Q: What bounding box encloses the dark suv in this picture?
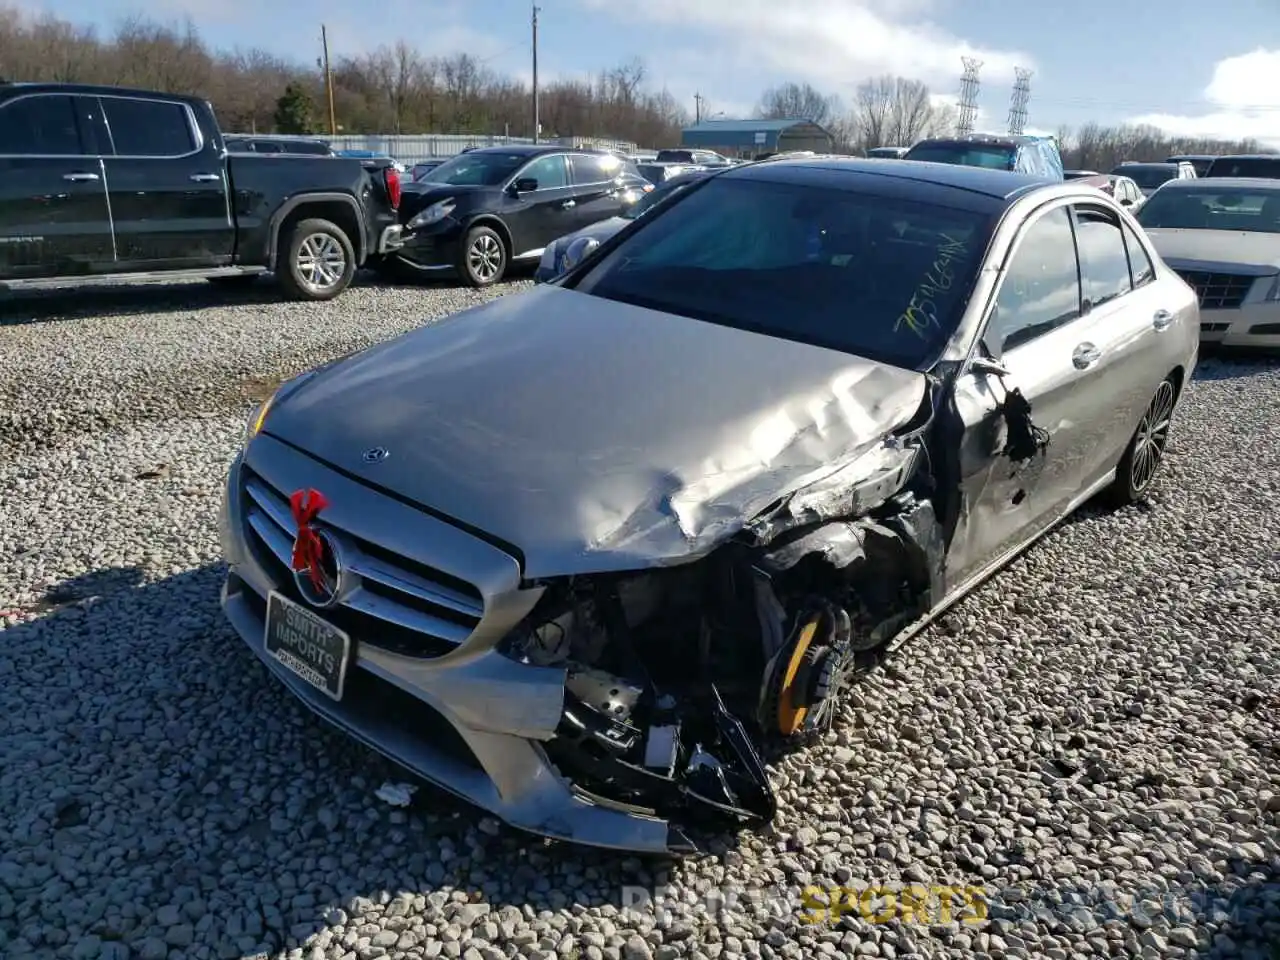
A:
[224,135,335,156]
[388,145,653,286]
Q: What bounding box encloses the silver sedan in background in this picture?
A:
[1137,177,1280,348]
[219,158,1198,853]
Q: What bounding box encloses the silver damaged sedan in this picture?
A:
[219,158,1199,853]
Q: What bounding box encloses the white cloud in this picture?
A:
[1129,49,1280,146]
[575,0,1031,108]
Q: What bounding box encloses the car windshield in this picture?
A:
[905,143,1014,170]
[421,152,528,186]
[1137,188,1280,233]
[571,177,992,370]
[1117,165,1178,190]
[1206,157,1280,178]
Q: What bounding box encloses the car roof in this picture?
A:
[719,155,1052,208]
[1211,154,1279,161]
[0,82,208,106]
[1157,176,1280,191]
[465,144,610,157]
[1115,162,1177,170]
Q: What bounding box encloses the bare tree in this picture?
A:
[757,82,837,127]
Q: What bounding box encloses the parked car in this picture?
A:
[224,135,335,156]
[655,148,734,168]
[409,159,447,181]
[0,83,402,300]
[636,161,705,184]
[903,133,1064,179]
[866,146,909,159]
[1165,154,1217,177]
[1110,174,1146,210]
[1110,161,1196,195]
[384,146,651,286]
[220,156,1197,853]
[1204,155,1280,179]
[1137,177,1280,347]
[337,149,407,174]
[1064,169,1101,180]
[534,169,711,282]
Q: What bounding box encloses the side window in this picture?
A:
[1073,206,1133,308]
[254,140,283,154]
[569,153,619,185]
[0,94,83,155]
[101,97,197,157]
[1121,220,1156,289]
[990,207,1081,353]
[518,154,568,190]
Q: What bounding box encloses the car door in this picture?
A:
[1068,204,1171,474]
[0,92,114,279]
[502,153,577,256]
[566,153,629,232]
[944,204,1104,588]
[95,94,235,268]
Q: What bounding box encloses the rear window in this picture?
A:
[283,140,332,155]
[1206,157,1280,179]
[571,177,992,370]
[904,142,1015,170]
[1137,187,1280,233]
[656,150,694,163]
[1114,165,1179,190]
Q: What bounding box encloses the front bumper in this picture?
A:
[218,435,679,852]
[1198,305,1280,348]
[391,219,464,275]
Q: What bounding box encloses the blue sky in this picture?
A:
[12,0,1280,143]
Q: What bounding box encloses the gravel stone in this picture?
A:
[0,281,1277,960]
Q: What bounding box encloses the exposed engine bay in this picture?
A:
[499,471,946,848]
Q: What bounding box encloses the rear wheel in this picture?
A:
[457,225,507,287]
[1104,378,1176,506]
[276,218,356,301]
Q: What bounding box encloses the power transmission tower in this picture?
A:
[956,57,983,136]
[531,3,540,143]
[1007,67,1033,135]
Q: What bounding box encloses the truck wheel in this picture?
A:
[457,225,507,288]
[277,218,356,301]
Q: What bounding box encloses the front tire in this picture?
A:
[1104,378,1177,507]
[457,225,507,288]
[277,218,356,301]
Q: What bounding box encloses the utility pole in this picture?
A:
[321,24,337,136]
[694,92,703,124]
[531,3,541,143]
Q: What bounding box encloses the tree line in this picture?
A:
[0,4,1270,164]
[756,79,1272,169]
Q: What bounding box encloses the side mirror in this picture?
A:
[971,355,1011,378]
[561,236,601,273]
[512,177,539,194]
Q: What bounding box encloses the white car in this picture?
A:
[1137,177,1280,347]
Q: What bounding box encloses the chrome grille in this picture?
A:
[241,466,484,656]
[1174,270,1255,310]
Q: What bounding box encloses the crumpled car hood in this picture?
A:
[263,284,928,578]
[1146,228,1280,273]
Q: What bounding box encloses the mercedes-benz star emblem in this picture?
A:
[363,447,390,463]
[292,529,346,609]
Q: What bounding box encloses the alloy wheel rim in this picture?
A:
[1130,381,1175,492]
[468,235,503,282]
[296,234,346,291]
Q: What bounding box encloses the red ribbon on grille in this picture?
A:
[289,488,331,592]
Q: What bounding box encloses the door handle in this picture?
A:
[1152,309,1174,331]
[62,172,100,182]
[189,173,222,182]
[1072,342,1102,369]
[560,199,576,209]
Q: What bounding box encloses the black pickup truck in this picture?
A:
[0,82,403,301]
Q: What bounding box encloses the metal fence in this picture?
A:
[227,132,640,162]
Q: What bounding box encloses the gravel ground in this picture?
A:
[0,276,1277,960]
